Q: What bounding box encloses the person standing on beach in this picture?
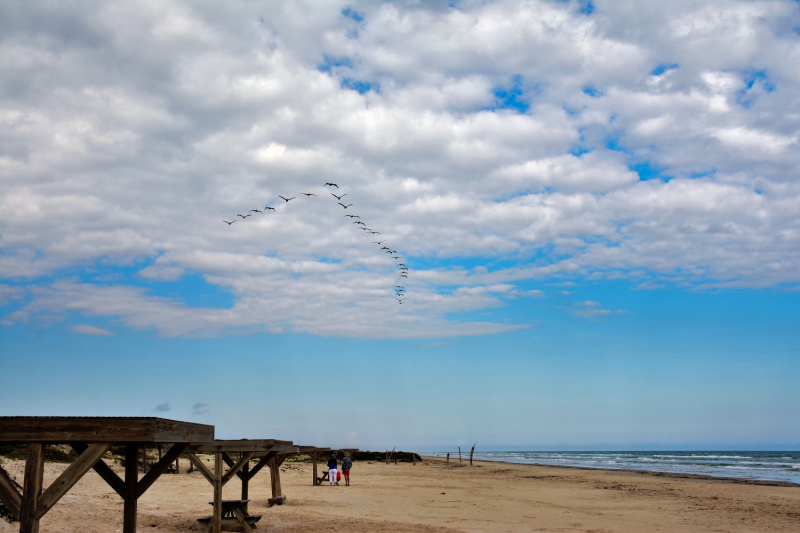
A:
[342,452,353,486]
[328,452,338,486]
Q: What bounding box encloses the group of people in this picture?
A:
[327,451,353,486]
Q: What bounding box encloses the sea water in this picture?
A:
[423,451,800,484]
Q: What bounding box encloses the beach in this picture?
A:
[1,455,798,532]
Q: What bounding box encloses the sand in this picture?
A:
[1,456,797,532]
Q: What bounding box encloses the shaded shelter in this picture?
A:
[0,416,213,533]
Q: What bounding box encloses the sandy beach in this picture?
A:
[1,456,797,533]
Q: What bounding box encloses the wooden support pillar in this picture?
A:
[212,452,222,533]
[19,442,45,533]
[312,451,318,486]
[123,444,138,533]
[268,456,283,504]
[241,461,249,512]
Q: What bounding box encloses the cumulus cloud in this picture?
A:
[192,402,209,415]
[1,0,799,338]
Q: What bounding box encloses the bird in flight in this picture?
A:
[397,263,406,267]
[391,256,400,259]
[251,209,262,213]
[374,240,385,244]
[381,247,390,250]
[237,214,251,219]
[338,203,353,209]
[354,221,366,226]
[331,193,346,200]
[265,206,275,211]
[360,227,371,231]
[279,196,295,202]
[345,215,360,218]
[369,231,380,234]
[223,220,236,225]
[325,182,338,188]
[395,285,404,288]
[301,193,317,196]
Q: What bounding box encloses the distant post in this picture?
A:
[446,452,450,464]
[458,447,461,464]
[470,442,476,466]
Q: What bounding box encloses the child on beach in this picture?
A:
[342,452,353,486]
[328,452,338,486]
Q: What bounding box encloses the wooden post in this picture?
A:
[312,451,318,486]
[269,456,282,503]
[412,452,416,465]
[158,445,163,461]
[212,453,222,533]
[123,444,138,533]
[241,460,249,511]
[175,455,179,474]
[19,442,45,533]
[458,447,461,463]
[446,452,450,464]
[470,442,476,466]
[385,450,389,464]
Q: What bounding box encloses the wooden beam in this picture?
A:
[0,464,21,520]
[269,456,282,501]
[245,451,277,481]
[185,453,215,485]
[184,439,295,453]
[136,443,188,498]
[123,444,138,533]
[36,442,113,519]
[0,417,213,442]
[221,452,256,487]
[241,461,249,510]
[312,451,318,486]
[212,453,222,533]
[232,506,254,533]
[19,442,45,533]
[71,443,124,498]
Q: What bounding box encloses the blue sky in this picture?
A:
[1,0,799,450]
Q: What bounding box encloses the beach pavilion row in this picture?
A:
[0,416,329,533]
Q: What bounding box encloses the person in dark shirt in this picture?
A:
[342,452,353,486]
[327,452,338,486]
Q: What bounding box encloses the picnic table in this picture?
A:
[309,448,359,486]
[0,416,214,533]
[197,499,261,532]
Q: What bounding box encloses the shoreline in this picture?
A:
[420,455,800,488]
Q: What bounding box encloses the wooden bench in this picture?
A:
[197,514,261,532]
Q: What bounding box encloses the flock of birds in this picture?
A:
[223,183,408,304]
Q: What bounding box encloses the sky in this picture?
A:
[1,0,798,451]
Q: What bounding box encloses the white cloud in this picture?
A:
[70,324,115,336]
[1,0,799,338]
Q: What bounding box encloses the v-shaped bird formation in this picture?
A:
[223,182,408,303]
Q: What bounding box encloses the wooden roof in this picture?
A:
[183,439,296,453]
[0,417,214,443]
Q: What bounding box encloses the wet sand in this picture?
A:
[1,456,797,532]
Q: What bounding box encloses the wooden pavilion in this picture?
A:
[181,439,296,533]
[0,416,213,533]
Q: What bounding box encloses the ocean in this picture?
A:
[422,451,800,484]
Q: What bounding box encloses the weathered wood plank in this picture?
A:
[212,453,222,533]
[0,464,21,520]
[136,443,188,498]
[184,439,295,453]
[0,417,213,442]
[19,443,45,533]
[221,452,256,487]
[71,443,124,497]
[37,442,113,519]
[123,444,138,533]
[185,453,215,485]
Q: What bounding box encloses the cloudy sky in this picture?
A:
[1,0,798,449]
